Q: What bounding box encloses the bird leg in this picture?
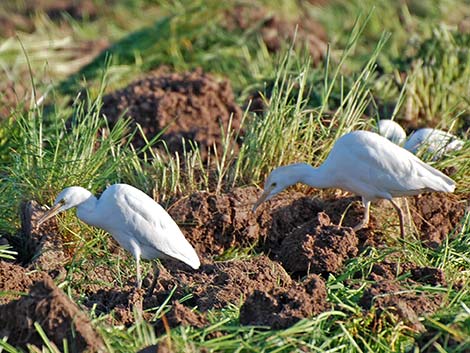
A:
[146,261,160,298]
[353,198,370,231]
[136,256,142,289]
[389,199,405,238]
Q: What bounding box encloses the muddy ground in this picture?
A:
[0,185,465,350]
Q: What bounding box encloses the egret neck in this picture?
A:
[295,163,333,189]
[75,194,100,227]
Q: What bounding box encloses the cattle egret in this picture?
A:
[377,119,407,145]
[253,130,455,238]
[36,184,200,290]
[404,128,464,159]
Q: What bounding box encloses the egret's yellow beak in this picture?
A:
[252,186,274,211]
[36,203,62,228]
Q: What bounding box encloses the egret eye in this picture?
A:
[271,182,277,188]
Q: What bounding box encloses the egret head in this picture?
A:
[36,186,92,227]
[253,164,304,211]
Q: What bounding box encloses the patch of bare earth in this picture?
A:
[0,274,104,352]
[409,193,466,248]
[360,261,447,333]
[170,187,362,277]
[239,274,329,329]
[101,68,243,162]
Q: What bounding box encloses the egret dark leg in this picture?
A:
[389,199,405,238]
[136,256,142,289]
[146,261,160,298]
[353,198,370,231]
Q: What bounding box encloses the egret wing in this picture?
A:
[331,131,455,198]
[116,185,200,268]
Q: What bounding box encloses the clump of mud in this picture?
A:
[19,200,69,275]
[275,213,358,275]
[0,274,105,352]
[0,261,42,304]
[410,193,466,248]
[168,187,262,257]
[360,261,447,332]
[170,187,361,277]
[101,68,243,161]
[239,274,329,329]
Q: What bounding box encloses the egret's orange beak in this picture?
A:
[36,203,62,228]
[252,185,274,211]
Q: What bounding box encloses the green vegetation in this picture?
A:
[0,0,469,352]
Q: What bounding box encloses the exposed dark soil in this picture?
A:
[3,186,465,341]
[20,200,69,274]
[275,213,358,276]
[101,68,243,162]
[239,274,329,329]
[410,193,466,248]
[360,260,447,333]
[0,274,105,352]
[0,260,43,304]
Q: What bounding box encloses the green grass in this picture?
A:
[1,0,470,352]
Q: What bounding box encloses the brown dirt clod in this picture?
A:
[169,186,262,258]
[275,213,358,275]
[0,260,42,304]
[20,200,68,276]
[166,301,208,329]
[410,193,466,248]
[239,274,329,329]
[360,261,446,333]
[0,274,105,352]
[101,68,243,162]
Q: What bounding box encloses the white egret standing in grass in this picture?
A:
[377,119,407,145]
[404,128,464,159]
[253,130,456,238]
[37,184,200,291]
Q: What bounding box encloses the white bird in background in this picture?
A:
[253,130,456,238]
[404,128,465,159]
[37,184,200,291]
[377,119,407,145]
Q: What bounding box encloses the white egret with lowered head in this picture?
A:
[377,119,407,145]
[404,128,464,159]
[37,183,200,290]
[253,130,456,238]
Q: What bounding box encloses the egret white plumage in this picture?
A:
[36,184,200,290]
[253,130,456,238]
[377,119,407,145]
[404,128,464,159]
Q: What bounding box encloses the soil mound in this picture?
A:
[0,260,42,304]
[239,274,329,329]
[410,193,466,247]
[20,200,68,275]
[0,274,105,352]
[101,68,243,161]
[168,187,262,257]
[360,261,447,332]
[171,188,361,276]
[155,255,292,312]
[275,213,358,276]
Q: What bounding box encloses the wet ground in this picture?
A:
[0,185,466,350]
